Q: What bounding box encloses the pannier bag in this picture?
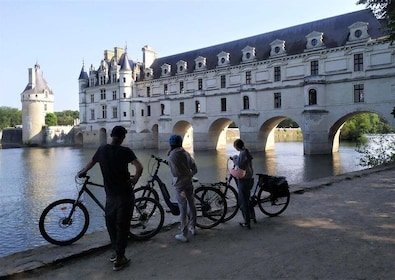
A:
[258,174,289,197]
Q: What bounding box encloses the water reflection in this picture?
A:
[0,143,362,257]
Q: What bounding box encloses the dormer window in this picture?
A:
[144,68,153,80]
[305,31,325,50]
[241,46,256,62]
[348,22,370,43]
[194,56,207,71]
[270,39,286,57]
[161,63,171,77]
[217,51,230,67]
[176,60,187,74]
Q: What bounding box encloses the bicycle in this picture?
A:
[249,173,291,219]
[197,158,239,222]
[39,175,165,246]
[134,155,227,229]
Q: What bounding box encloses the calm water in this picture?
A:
[0,142,362,258]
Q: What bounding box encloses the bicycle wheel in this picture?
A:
[134,185,160,201]
[129,197,165,241]
[216,183,238,222]
[194,186,227,229]
[39,199,89,246]
[257,188,290,217]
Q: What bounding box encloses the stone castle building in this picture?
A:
[77,9,395,154]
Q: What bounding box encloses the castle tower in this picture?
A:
[21,63,54,144]
[78,63,89,124]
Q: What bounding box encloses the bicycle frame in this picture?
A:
[75,177,106,211]
[145,161,180,215]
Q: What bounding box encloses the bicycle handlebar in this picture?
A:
[151,154,169,165]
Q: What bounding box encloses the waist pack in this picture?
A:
[258,174,289,197]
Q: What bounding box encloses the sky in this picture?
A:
[0,0,365,111]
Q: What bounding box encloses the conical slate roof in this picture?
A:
[23,63,53,94]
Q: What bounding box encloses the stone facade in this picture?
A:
[77,10,395,154]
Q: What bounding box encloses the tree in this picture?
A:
[357,0,395,42]
[45,113,57,126]
[340,113,394,142]
[55,110,79,126]
[0,107,22,129]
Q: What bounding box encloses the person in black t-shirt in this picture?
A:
[78,126,143,271]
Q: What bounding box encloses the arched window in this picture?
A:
[243,96,249,109]
[309,89,317,105]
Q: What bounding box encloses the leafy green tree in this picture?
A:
[356,134,395,167]
[340,113,394,141]
[45,113,58,126]
[357,0,395,42]
[278,118,299,128]
[55,110,79,126]
[0,107,22,129]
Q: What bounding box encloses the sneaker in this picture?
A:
[189,226,196,236]
[109,253,117,263]
[113,256,130,271]
[175,234,188,242]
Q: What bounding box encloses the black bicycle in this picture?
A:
[134,155,227,229]
[249,174,291,219]
[198,158,239,222]
[39,175,165,246]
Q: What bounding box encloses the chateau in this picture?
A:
[77,9,395,154]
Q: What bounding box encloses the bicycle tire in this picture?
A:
[194,186,227,229]
[215,183,238,222]
[134,185,160,202]
[257,188,290,217]
[39,199,89,246]
[129,196,165,241]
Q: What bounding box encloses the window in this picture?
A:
[308,89,317,105]
[221,75,226,88]
[274,67,281,82]
[112,73,117,83]
[180,81,184,93]
[101,105,107,119]
[147,105,151,116]
[198,78,203,90]
[274,92,281,108]
[124,111,127,117]
[354,53,363,71]
[243,96,249,109]
[123,77,126,83]
[147,86,151,97]
[161,104,165,115]
[180,102,184,115]
[354,84,364,102]
[123,92,126,98]
[90,109,95,120]
[141,109,144,116]
[112,107,117,118]
[112,90,117,100]
[90,94,94,103]
[195,101,200,113]
[311,60,319,76]
[44,104,47,111]
[246,71,251,84]
[221,98,227,112]
[164,84,168,94]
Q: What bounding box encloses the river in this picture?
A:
[0,142,362,258]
